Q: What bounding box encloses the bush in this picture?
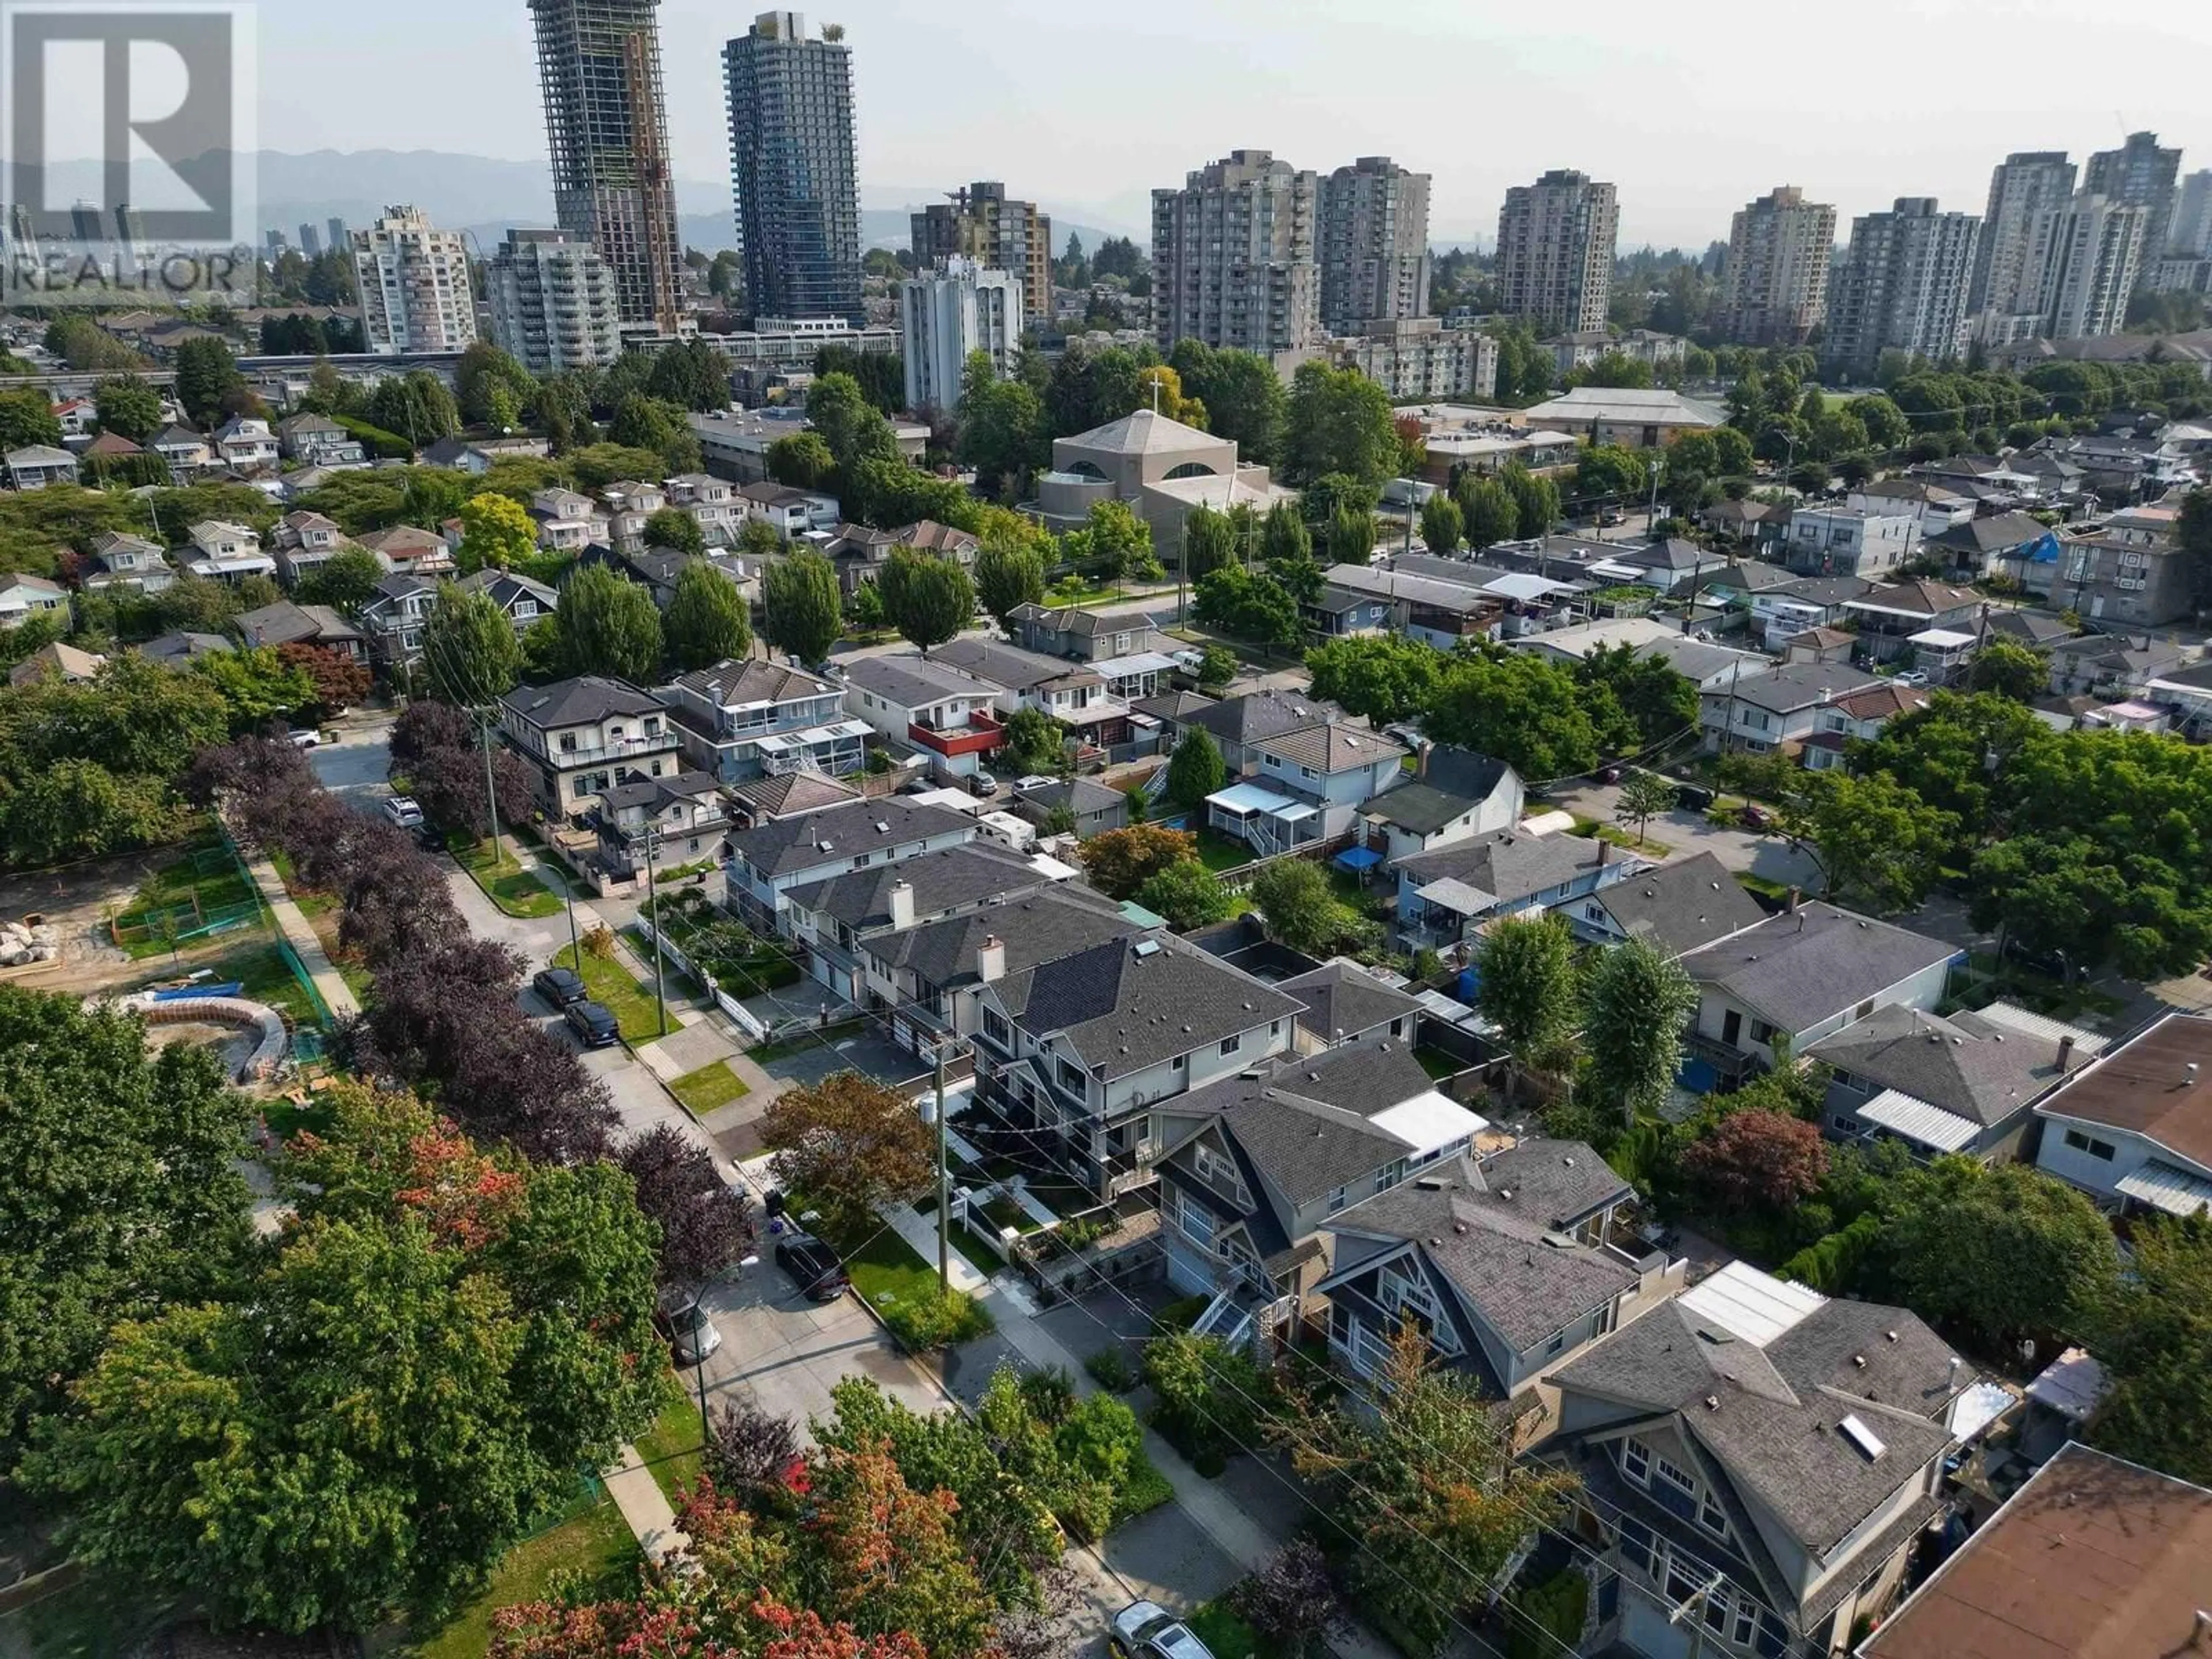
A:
[332,414,415,460]
[880,1285,994,1353]
[1158,1293,1212,1331]
[1504,1569,1589,1659]
[1084,1346,1141,1393]
[582,923,617,959]
[1143,1331,1268,1476]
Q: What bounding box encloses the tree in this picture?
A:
[2086,1214,2212,1485]
[1573,443,1653,502]
[1195,644,1237,694]
[2181,488,2212,619]
[643,506,705,555]
[1500,464,1560,539]
[1260,499,1312,566]
[764,547,846,665]
[1575,643,1698,749]
[365,371,461,444]
[1455,475,1520,551]
[1134,860,1234,930]
[759,1073,934,1243]
[92,375,164,443]
[1171,344,1287,467]
[1684,1110,1829,1210]
[997,705,1063,773]
[553,563,665,683]
[1305,635,1444,729]
[1181,501,1236,581]
[296,544,386,609]
[1418,493,1463,555]
[1062,499,1158,583]
[1616,770,1679,847]
[173,336,243,427]
[1787,769,1958,913]
[1425,649,1603,779]
[646,337,734,412]
[1234,1541,1344,1659]
[1164,728,1228,813]
[609,394,701,474]
[279,642,372,716]
[194,644,316,731]
[807,372,902,482]
[1192,565,1302,646]
[1475,914,1581,1077]
[973,536,1047,631]
[955,353,1046,495]
[454,342,536,429]
[662,559,753,670]
[1581,937,1700,1126]
[0,388,63,452]
[1283,359,1399,485]
[1077,824,1197,900]
[1886,1159,2121,1349]
[879,550,975,654]
[419,584,523,707]
[1250,859,1366,957]
[768,429,838,491]
[619,1124,751,1289]
[1965,636,2048,701]
[456,491,537,575]
[0,990,253,1472]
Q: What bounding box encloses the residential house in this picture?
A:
[969,929,1308,1198]
[1393,828,1634,950]
[2147,657,2212,740]
[1679,901,1957,1082]
[1808,1000,2107,1162]
[1232,721,1410,844]
[2033,1012,2212,1218]
[593,771,731,884]
[1154,1039,1491,1325]
[601,481,669,550]
[355,574,439,672]
[720,797,979,930]
[1840,578,1986,665]
[453,568,557,634]
[272,512,353,588]
[1279,959,1426,1053]
[358,524,456,581]
[274,413,365,468]
[497,675,680,821]
[933,637,1137,749]
[2047,502,2197,627]
[1696,500,1789,546]
[184,521,276,583]
[665,474,743,546]
[1610,536,1732,593]
[661,658,863,783]
[210,416,280,471]
[1798,682,1933,770]
[1980,607,2077,651]
[1313,562,1502,647]
[1517,616,1770,694]
[79,531,175,594]
[586,542,760,612]
[1700,559,1804,620]
[737,480,839,541]
[1781,503,1917,578]
[150,425,210,476]
[1782,625,1857,665]
[782,841,1072,1003]
[1303,583,1402,640]
[823,523,906,596]
[233,600,366,662]
[1012,775,1128,835]
[9,641,106,687]
[1180,688,1345,776]
[528,488,609,554]
[1845,478,1977,538]
[1552,1261,1972,1659]
[1361,748,1527,865]
[1009,604,1162,662]
[2046,633,2191,699]
[728,767,865,828]
[419,434,552,472]
[840,654,1005,786]
[50,399,93,438]
[1699,660,1882,755]
[5,445,79,490]
[1316,1139,1681,1404]
[82,432,147,472]
[1566,852,1767,956]
[1516,386,1727,446]
[139,630,233,668]
[1926,510,2050,581]
[0,574,68,626]
[1857,1442,2212,1659]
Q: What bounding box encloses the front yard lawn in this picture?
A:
[631,1374,708,1507]
[821,1214,993,1351]
[409,1495,636,1659]
[554,944,675,1041]
[1187,1599,1260,1659]
[668,1058,750,1113]
[453,834,565,919]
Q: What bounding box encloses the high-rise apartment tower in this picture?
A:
[1715,187,1835,346]
[1970,151,2078,343]
[487,229,627,373]
[1823,198,1980,378]
[2085,132,2181,267]
[724,10,862,324]
[351,206,479,354]
[1151,149,1321,354]
[1317,156,1431,334]
[1495,169,1618,334]
[911,183,1052,332]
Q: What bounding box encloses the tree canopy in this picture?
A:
[879,550,975,654]
[1283,360,1400,486]
[764,547,846,665]
[1306,635,1443,730]
[662,560,753,670]
[550,563,664,683]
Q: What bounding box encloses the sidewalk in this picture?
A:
[601,1441,688,1566]
[240,853,360,1018]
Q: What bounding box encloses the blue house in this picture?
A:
[1393,828,1635,950]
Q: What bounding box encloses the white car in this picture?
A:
[1169,649,1207,676]
[1108,1601,1214,1659]
[382,796,424,830]
[287,729,325,749]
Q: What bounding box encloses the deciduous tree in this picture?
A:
[1616,769,1677,846]
[1454,475,1520,551]
[1964,636,2046,701]
[1250,859,1369,957]
[974,536,1047,631]
[420,584,523,706]
[92,375,164,443]
[1283,360,1399,486]
[1425,648,1603,780]
[456,491,537,574]
[879,549,975,655]
[552,563,665,683]
[1885,1158,2120,1349]
[1683,1109,1828,1210]
[768,430,838,491]
[1305,635,1444,729]
[1418,493,1463,555]
[1475,913,1581,1075]
[1180,501,1235,582]
[764,547,847,665]
[2086,1213,2212,1485]
[1077,824,1197,900]
[1134,859,1233,930]
[759,1073,934,1243]
[1787,769,1958,914]
[644,506,704,554]
[1581,936,1700,1126]
[296,544,386,609]
[619,1124,751,1289]
[662,559,753,670]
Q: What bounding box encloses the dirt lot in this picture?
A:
[0,844,243,998]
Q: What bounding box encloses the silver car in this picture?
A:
[1108,1601,1215,1659]
[658,1297,721,1366]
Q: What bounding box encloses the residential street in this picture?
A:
[1543,775,1825,889]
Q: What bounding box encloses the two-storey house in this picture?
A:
[720,797,978,931]
[1846,478,1976,540]
[737,480,839,541]
[2033,1012,2212,1219]
[529,488,610,553]
[1551,1261,1971,1659]
[184,520,276,583]
[971,931,1307,1199]
[358,524,456,582]
[211,415,281,471]
[1752,574,1876,651]
[1782,503,1917,578]
[497,675,680,821]
[0,574,68,626]
[1361,749,1527,865]
[233,600,367,663]
[1207,722,1410,853]
[150,424,210,476]
[5,445,81,491]
[1008,604,1163,662]
[453,568,558,634]
[661,658,863,783]
[1393,828,1635,951]
[1678,902,1956,1086]
[272,512,353,588]
[1279,960,1426,1054]
[841,654,1006,786]
[275,413,363,467]
[2047,501,2197,628]
[602,480,669,550]
[1311,563,1501,648]
[1566,853,1767,956]
[1180,689,1347,777]
[665,474,743,546]
[355,574,439,672]
[80,531,175,594]
[593,771,730,884]
[933,638,1137,749]
[1798,683,1933,771]
[1839,578,1986,666]
[1698,660,1881,756]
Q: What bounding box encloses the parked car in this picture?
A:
[1895,669,1931,688]
[287,729,325,749]
[657,1295,721,1366]
[382,795,423,830]
[775,1232,850,1302]
[1675,784,1714,813]
[414,821,448,853]
[1108,1601,1215,1659]
[1738,802,1778,830]
[532,965,588,1008]
[967,771,999,798]
[564,998,619,1049]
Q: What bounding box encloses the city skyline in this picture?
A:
[243,0,2212,251]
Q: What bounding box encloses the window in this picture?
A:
[1749,1018,1776,1045]
[1219,1035,1239,1056]
[1057,1060,1086,1093]
[1328,1185,1349,1213]
[2063,1127,2117,1161]
[1699,1489,1728,1537]
[1545,1330,1566,1357]
[1618,1517,1655,1574]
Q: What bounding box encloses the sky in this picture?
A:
[253,0,2212,249]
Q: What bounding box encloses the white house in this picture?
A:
[184,520,276,582]
[0,573,69,625]
[665,474,743,546]
[5,445,80,490]
[1781,503,1918,579]
[737,480,839,541]
[2034,1013,2212,1218]
[841,653,1007,785]
[211,416,281,471]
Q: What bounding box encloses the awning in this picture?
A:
[1858,1088,1981,1153]
[1484,572,1575,603]
[2026,1346,2107,1421]
[1414,876,1497,915]
[2116,1160,2212,1217]
[1207,782,1301,816]
[1092,651,1176,678]
[1908,627,1978,649]
[1946,1380,2018,1443]
[1370,1090,1489,1156]
[1588,559,1645,581]
[1334,845,1385,871]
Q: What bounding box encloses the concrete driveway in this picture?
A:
[1544,777,1825,891]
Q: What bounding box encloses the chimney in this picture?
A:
[1785,885,1801,913]
[976,934,1007,984]
[1596,835,1609,866]
[2057,1033,2076,1074]
[888,880,915,930]
[1417,742,1431,780]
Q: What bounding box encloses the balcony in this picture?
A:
[547,728,683,767]
[907,707,1005,759]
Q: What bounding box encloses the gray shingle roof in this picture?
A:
[600,770,724,812]
[499,675,665,730]
[1014,776,1124,816]
[864,885,1139,991]
[1133,690,1219,724]
[1720,660,1882,715]
[784,843,1053,930]
[1279,960,1425,1044]
[1253,721,1408,775]
[933,637,1103,694]
[672,658,835,708]
[728,770,862,820]
[841,653,998,710]
[1363,748,1516,835]
[1593,854,1767,956]
[1393,828,1611,909]
[1184,688,1341,748]
[1806,1002,2084,1128]
[722,798,975,879]
[1680,903,1957,1036]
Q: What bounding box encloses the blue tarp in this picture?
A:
[2026,530,2062,565]
[152,983,242,1001]
[1334,845,1385,872]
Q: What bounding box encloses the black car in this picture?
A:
[533,965,588,1007]
[1675,783,1715,813]
[775,1232,850,1302]
[564,999,620,1048]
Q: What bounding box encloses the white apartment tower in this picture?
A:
[351,206,478,354]
[2036,194,2147,340]
[1317,157,1431,334]
[1823,198,1980,379]
[1970,151,2078,344]
[900,257,1022,413]
[1715,185,1835,346]
[1495,169,1618,335]
[1152,150,1321,354]
[487,229,626,373]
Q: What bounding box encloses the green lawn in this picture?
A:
[113,838,263,957]
[453,834,565,919]
[822,1213,994,1350]
[138,940,319,1029]
[631,1374,709,1508]
[1187,1599,1260,1659]
[0,1571,183,1659]
[1413,1046,1464,1082]
[668,1058,750,1113]
[1193,830,1255,873]
[554,944,675,1042]
[408,1498,637,1659]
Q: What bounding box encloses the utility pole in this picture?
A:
[934,1044,951,1289]
[643,816,668,1037]
[479,715,506,871]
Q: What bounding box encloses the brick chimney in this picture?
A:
[976,934,1006,984]
[2057,1033,2077,1073]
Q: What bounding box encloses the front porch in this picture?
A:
[1205,782,1322,859]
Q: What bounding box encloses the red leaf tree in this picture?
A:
[1683,1108,1830,1210]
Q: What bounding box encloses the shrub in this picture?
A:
[881,1285,993,1353]
[1143,1331,1268,1475]
[582,923,616,959]
[1084,1346,1141,1393]
[1504,1569,1589,1659]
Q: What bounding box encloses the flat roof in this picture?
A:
[1207,782,1301,815]
[1368,1091,1489,1157]
[1859,1088,1982,1153]
[1677,1259,1827,1348]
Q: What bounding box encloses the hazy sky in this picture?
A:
[256,0,2212,247]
